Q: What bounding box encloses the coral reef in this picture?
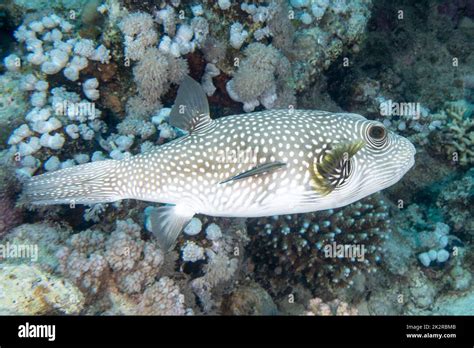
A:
[56,228,109,301]
[429,100,474,166]
[226,42,295,112]
[105,276,193,315]
[132,47,188,105]
[118,11,158,61]
[0,263,84,315]
[104,219,164,294]
[56,219,163,301]
[0,72,29,147]
[185,218,248,313]
[304,297,358,316]
[331,0,474,114]
[0,0,472,317]
[221,281,278,315]
[2,222,70,271]
[3,13,112,178]
[0,158,23,237]
[247,194,390,295]
[135,277,191,315]
[436,169,474,238]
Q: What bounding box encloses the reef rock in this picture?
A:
[0,263,84,314]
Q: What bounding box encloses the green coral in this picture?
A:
[430,100,474,166]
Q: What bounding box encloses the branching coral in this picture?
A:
[247,194,390,294]
[430,101,474,166]
[170,217,248,314]
[56,219,164,301]
[136,277,191,315]
[56,228,109,301]
[104,219,164,294]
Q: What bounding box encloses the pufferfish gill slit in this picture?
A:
[22,76,416,251]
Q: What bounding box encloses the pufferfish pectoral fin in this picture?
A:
[310,141,365,196]
[148,204,195,252]
[219,161,287,184]
[170,75,213,133]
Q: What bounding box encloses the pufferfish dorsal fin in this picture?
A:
[170,75,213,133]
[220,161,286,184]
[310,141,365,196]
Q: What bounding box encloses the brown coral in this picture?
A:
[304,297,358,316]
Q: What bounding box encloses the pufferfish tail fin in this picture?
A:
[21,160,124,205]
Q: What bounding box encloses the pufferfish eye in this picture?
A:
[368,125,386,140]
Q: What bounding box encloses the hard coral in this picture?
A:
[304,297,358,316]
[431,101,474,166]
[56,228,109,302]
[57,219,164,301]
[0,161,23,237]
[247,194,390,294]
[104,219,164,294]
[0,263,84,315]
[436,169,474,237]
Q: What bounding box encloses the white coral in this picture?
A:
[119,12,158,61]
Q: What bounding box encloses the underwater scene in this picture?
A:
[0,0,472,318]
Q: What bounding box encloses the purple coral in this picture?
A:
[136,277,191,315]
[104,219,164,294]
[56,228,109,301]
[57,219,164,300]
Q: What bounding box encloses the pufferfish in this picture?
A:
[23,76,416,250]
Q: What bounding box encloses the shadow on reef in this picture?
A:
[325,0,474,113]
